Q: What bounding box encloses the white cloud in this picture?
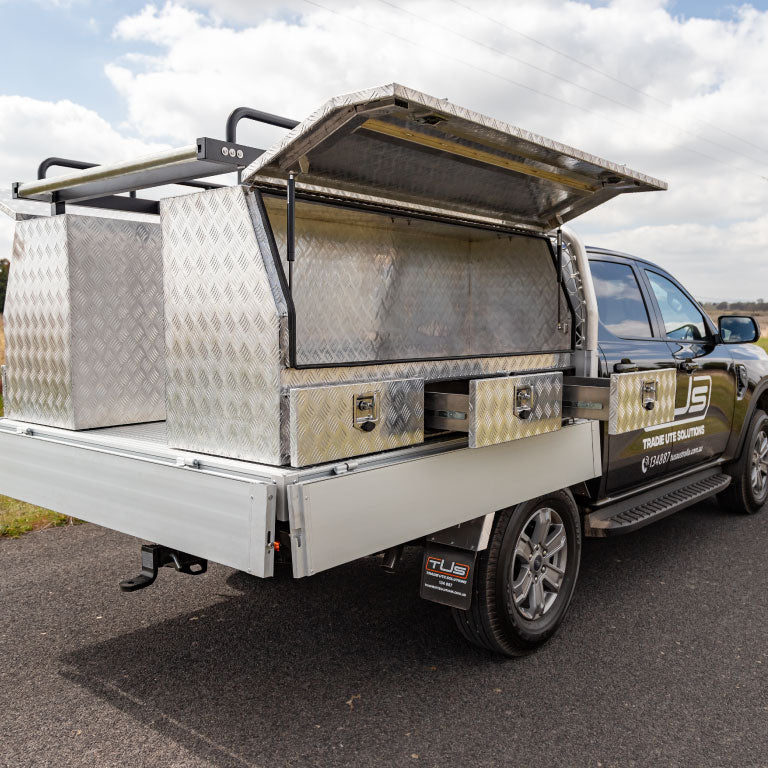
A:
[578,214,768,302]
[98,0,768,297]
[3,0,768,300]
[0,96,168,262]
[113,2,208,44]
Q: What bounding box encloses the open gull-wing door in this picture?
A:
[243,83,666,230]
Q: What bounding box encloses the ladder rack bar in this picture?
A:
[17,145,199,198]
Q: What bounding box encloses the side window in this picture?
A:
[590,260,653,339]
[645,271,708,341]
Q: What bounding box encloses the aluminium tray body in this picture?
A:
[162,186,574,467]
[161,84,667,467]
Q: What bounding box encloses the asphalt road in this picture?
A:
[1,501,768,768]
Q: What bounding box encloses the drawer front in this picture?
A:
[289,378,424,467]
[469,371,562,448]
[608,368,676,434]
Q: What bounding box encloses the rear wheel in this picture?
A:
[452,490,581,656]
[719,409,768,515]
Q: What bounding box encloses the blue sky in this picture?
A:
[672,0,768,15]
[0,1,150,127]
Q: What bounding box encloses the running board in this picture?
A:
[584,469,731,537]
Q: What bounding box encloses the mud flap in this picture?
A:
[419,544,477,610]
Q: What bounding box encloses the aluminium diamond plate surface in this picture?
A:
[162,186,287,464]
[608,368,677,434]
[244,83,666,231]
[4,213,164,429]
[162,185,576,466]
[4,216,74,427]
[263,196,570,366]
[288,378,424,467]
[0,193,159,224]
[469,372,562,448]
[281,353,572,389]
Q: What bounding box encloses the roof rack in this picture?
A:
[12,107,299,215]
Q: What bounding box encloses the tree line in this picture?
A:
[703,300,768,313]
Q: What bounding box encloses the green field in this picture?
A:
[0,393,79,538]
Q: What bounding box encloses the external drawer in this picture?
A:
[425,371,563,448]
[288,378,424,467]
[563,368,676,434]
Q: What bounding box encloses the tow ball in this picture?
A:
[119,544,208,592]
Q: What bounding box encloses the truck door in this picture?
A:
[589,257,678,493]
[641,268,735,473]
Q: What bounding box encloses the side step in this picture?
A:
[584,469,731,537]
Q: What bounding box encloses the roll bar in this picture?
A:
[562,226,598,377]
[225,108,299,144]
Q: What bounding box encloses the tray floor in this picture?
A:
[83,421,168,445]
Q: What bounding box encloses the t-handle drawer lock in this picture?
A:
[353,392,379,432]
[514,385,533,420]
[642,380,657,411]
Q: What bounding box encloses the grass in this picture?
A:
[0,381,80,538]
[757,337,768,354]
[0,496,79,538]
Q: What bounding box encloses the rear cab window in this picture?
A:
[589,260,653,339]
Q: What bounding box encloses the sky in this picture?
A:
[1,0,768,300]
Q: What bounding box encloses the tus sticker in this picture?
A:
[420,545,476,610]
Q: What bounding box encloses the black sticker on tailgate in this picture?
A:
[420,544,476,610]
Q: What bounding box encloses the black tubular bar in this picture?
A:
[287,171,296,289]
[37,157,95,179]
[556,228,563,329]
[36,156,224,190]
[224,107,299,144]
[177,179,225,190]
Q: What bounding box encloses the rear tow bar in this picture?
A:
[119,544,208,592]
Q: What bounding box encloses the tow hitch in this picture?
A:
[119,544,208,592]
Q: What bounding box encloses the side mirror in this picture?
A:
[718,315,761,344]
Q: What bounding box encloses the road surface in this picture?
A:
[1,500,767,767]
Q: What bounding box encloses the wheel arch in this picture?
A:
[728,378,768,462]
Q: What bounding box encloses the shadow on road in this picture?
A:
[58,500,766,767]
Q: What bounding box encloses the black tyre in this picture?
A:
[719,409,768,515]
[452,490,581,657]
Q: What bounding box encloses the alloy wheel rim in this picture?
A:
[751,429,768,499]
[509,507,568,621]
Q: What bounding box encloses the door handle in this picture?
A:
[678,359,698,373]
[614,361,639,373]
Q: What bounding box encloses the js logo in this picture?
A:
[674,375,711,421]
[426,556,470,581]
